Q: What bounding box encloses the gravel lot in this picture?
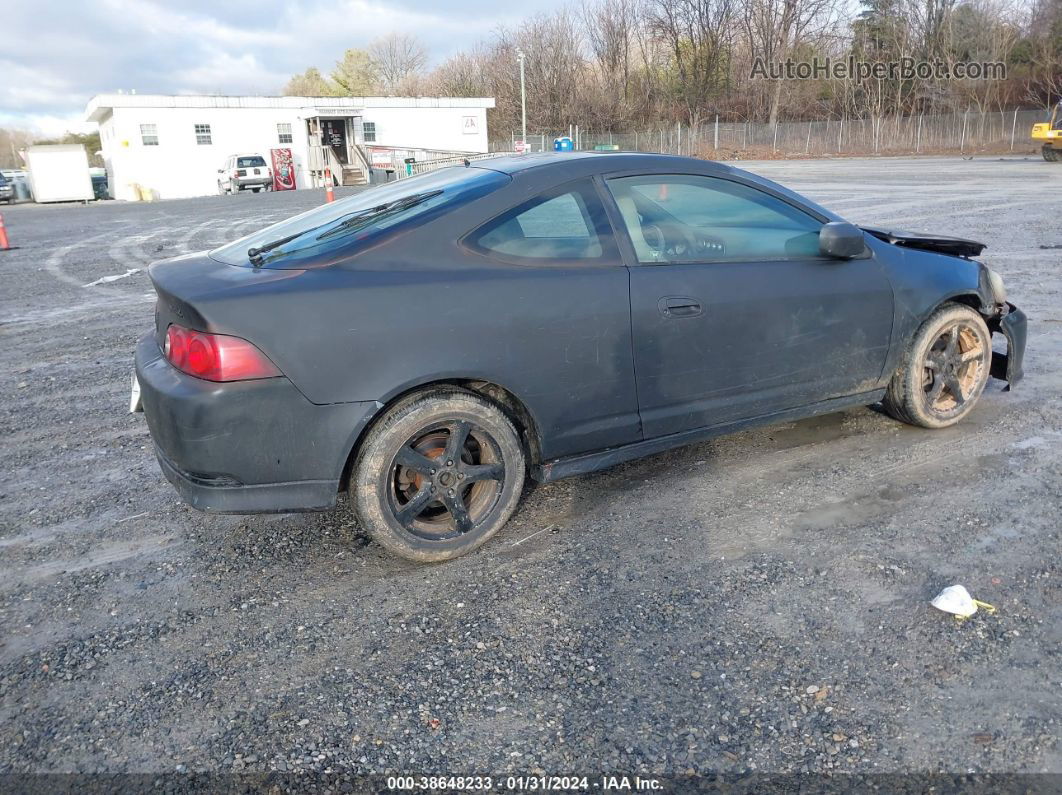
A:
[0,156,1059,780]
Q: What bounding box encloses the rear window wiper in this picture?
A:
[247,190,442,265]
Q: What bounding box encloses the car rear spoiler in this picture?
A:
[860,226,986,258]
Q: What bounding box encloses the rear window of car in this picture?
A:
[466,183,609,262]
[237,157,267,168]
[210,166,510,268]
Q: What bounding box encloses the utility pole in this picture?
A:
[517,48,527,153]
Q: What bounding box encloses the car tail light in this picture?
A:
[164,324,281,382]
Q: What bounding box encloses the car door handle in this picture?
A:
[659,296,702,318]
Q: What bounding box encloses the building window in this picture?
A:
[277,122,293,144]
[194,124,212,145]
[362,121,376,142]
[140,124,159,146]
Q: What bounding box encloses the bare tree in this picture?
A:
[428,50,493,98]
[1021,0,1062,107]
[645,0,736,126]
[276,0,1044,138]
[493,12,588,132]
[582,0,640,124]
[369,34,429,94]
[740,0,843,125]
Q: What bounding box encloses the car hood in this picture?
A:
[860,226,985,258]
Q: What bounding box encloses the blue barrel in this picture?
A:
[553,136,574,152]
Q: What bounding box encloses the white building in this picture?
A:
[85,94,495,201]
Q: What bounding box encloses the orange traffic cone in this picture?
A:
[324,168,335,203]
[0,214,10,251]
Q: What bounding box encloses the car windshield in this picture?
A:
[210,166,510,268]
[237,157,266,168]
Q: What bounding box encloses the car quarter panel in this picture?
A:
[149,172,643,462]
[134,333,376,496]
[239,263,639,461]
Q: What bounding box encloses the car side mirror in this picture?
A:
[819,222,865,259]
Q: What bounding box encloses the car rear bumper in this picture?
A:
[236,177,271,189]
[135,333,376,513]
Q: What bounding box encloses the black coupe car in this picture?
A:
[134,153,1026,562]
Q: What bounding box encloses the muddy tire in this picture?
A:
[882,303,992,429]
[351,388,525,562]
[1044,146,1060,162]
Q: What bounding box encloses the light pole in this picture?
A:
[516,48,527,153]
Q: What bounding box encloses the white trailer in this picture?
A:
[26,144,94,203]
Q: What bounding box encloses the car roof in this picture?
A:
[466,150,843,225]
[472,151,735,176]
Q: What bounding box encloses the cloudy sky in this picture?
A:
[3,0,553,135]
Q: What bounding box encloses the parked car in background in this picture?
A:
[1,170,30,203]
[218,155,272,194]
[135,152,1026,563]
[0,172,13,204]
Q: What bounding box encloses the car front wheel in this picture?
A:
[351,389,526,562]
[882,303,992,429]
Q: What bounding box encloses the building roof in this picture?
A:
[85,93,495,122]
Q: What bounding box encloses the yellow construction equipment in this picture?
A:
[1032,100,1062,161]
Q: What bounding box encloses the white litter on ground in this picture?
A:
[931,584,997,618]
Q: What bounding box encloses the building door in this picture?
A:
[322,119,348,165]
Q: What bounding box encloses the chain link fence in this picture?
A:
[492,108,1047,158]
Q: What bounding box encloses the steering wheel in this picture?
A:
[641,221,725,261]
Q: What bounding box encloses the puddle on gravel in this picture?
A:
[762,412,854,451]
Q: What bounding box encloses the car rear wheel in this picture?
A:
[882,303,992,429]
[351,389,526,562]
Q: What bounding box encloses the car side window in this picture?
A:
[606,175,824,265]
[466,180,615,264]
